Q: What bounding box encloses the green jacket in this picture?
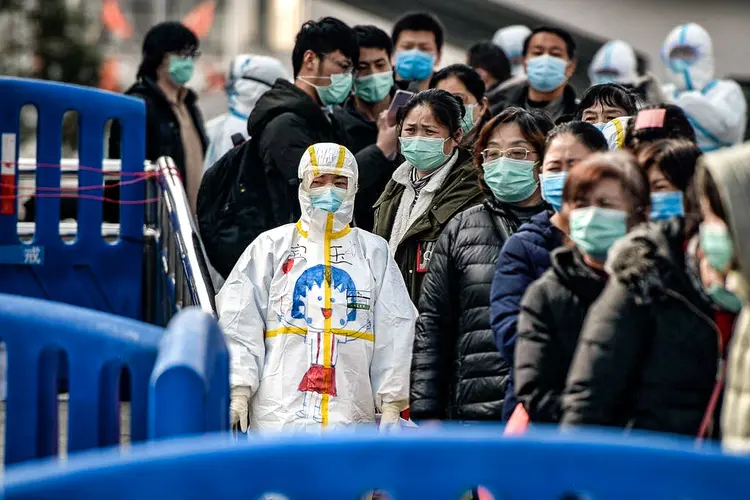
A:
[373,148,483,303]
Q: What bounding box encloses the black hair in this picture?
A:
[575,83,638,120]
[696,165,728,223]
[391,12,445,51]
[429,64,486,102]
[466,41,511,85]
[546,121,608,154]
[137,22,198,80]
[397,89,465,139]
[522,26,577,60]
[638,139,703,237]
[624,103,697,151]
[292,17,359,77]
[354,25,393,59]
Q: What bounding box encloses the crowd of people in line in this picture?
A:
[119,13,750,451]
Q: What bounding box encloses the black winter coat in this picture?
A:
[515,246,607,422]
[410,199,536,421]
[110,77,207,178]
[562,219,720,436]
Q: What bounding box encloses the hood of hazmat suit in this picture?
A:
[203,54,289,170]
[600,116,632,151]
[588,40,638,86]
[700,143,750,452]
[493,25,531,77]
[217,142,417,433]
[661,24,747,152]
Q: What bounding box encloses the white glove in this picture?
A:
[379,400,406,433]
[229,386,251,432]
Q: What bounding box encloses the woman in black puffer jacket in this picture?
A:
[409,107,554,422]
[515,152,650,423]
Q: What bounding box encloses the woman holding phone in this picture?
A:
[373,89,483,304]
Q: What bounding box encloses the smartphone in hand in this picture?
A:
[386,90,415,127]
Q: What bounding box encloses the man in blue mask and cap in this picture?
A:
[494,26,579,122]
[391,12,444,92]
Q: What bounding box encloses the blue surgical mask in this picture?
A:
[309,186,346,213]
[301,72,353,106]
[650,191,684,221]
[700,223,734,272]
[395,50,435,81]
[540,172,567,212]
[482,157,539,203]
[168,55,194,85]
[461,104,476,134]
[354,71,394,103]
[399,136,451,172]
[707,283,743,313]
[570,206,628,259]
[526,54,568,93]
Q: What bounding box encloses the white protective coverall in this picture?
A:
[203,54,289,171]
[218,143,417,432]
[661,23,747,152]
[493,25,531,78]
[588,40,638,86]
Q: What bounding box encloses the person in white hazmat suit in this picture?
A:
[588,40,638,86]
[492,25,531,78]
[661,23,747,152]
[202,54,288,171]
[219,142,417,433]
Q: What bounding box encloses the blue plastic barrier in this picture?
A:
[0,77,146,319]
[149,308,229,439]
[3,428,750,499]
[0,293,162,466]
[0,293,228,467]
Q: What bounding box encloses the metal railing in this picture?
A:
[13,156,216,324]
[150,156,216,320]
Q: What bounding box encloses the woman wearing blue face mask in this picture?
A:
[513,152,650,423]
[410,107,553,423]
[372,89,483,304]
[429,64,492,148]
[489,120,606,419]
[561,152,720,436]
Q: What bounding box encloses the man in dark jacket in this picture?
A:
[493,26,578,121]
[334,25,399,231]
[246,17,359,229]
[199,17,401,277]
[110,22,207,217]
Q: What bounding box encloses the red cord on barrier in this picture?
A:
[0,161,172,205]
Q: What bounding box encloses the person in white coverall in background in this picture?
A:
[202,54,289,171]
[219,142,416,433]
[588,40,638,86]
[492,25,531,78]
[661,23,747,152]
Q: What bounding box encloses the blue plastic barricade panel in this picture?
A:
[0,77,146,319]
[149,308,229,439]
[3,428,750,499]
[0,293,162,466]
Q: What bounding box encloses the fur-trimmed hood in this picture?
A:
[605,217,689,304]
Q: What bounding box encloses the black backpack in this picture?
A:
[197,135,272,278]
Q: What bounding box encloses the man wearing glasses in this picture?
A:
[110,21,207,216]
